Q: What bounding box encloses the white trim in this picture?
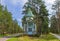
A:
[24,24,26,31]
[35,24,36,32]
[27,22,28,32]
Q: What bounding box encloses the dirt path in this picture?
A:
[0,38,9,41]
[50,33,60,40]
[0,33,22,41]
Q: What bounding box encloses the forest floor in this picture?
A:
[0,33,60,41]
[0,33,22,41]
[7,34,60,41]
[50,33,60,40]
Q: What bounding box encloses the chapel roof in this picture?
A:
[25,8,34,17]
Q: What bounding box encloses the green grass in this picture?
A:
[0,34,9,37]
[7,38,20,41]
[40,34,58,40]
[7,34,60,41]
[0,34,4,37]
[0,34,6,37]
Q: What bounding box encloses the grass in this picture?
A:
[7,38,20,41]
[7,34,60,41]
[0,34,10,37]
[0,34,4,37]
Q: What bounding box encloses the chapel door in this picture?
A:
[28,22,33,35]
[28,28,32,35]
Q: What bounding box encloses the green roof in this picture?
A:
[25,8,34,17]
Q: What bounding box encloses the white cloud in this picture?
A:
[0,0,6,6]
[17,18,22,22]
[0,0,27,6]
[45,0,55,4]
[10,0,27,5]
[44,0,55,14]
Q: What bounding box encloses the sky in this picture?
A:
[0,0,55,27]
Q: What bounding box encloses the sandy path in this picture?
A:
[50,33,60,40]
[0,38,9,41]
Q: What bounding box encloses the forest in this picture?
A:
[0,0,60,41]
[0,4,23,35]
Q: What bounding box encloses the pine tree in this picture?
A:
[0,4,23,35]
[51,0,60,34]
[22,0,49,35]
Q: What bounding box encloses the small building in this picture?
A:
[22,8,36,35]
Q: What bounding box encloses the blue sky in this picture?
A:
[0,0,55,27]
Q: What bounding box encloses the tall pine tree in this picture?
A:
[22,0,49,35]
